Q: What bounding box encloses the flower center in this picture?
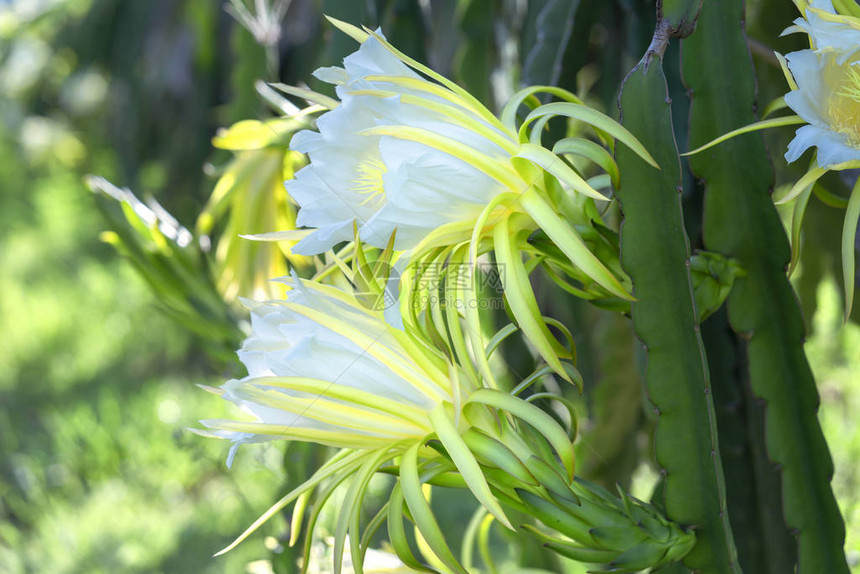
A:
[352,157,387,205]
[829,62,860,148]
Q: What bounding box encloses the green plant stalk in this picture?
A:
[522,0,580,89]
[702,308,796,573]
[576,308,643,490]
[682,1,849,572]
[453,0,496,106]
[615,56,739,573]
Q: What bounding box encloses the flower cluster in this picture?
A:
[199,18,696,574]
[269,20,660,387]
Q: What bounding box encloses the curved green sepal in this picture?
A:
[428,405,513,529]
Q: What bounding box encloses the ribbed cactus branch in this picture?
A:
[702,308,797,573]
[615,55,740,573]
[682,1,850,572]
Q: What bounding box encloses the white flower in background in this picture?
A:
[779,0,860,319]
[286,31,517,254]
[783,0,860,166]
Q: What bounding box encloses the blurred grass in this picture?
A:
[805,277,860,569]
[0,131,287,573]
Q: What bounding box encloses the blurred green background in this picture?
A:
[0,0,857,572]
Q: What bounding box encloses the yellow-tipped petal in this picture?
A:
[270,82,340,109]
[361,27,504,132]
[428,404,513,530]
[521,102,659,169]
[517,143,608,201]
[324,15,370,43]
[842,179,860,320]
[519,188,633,300]
[683,115,806,156]
[466,389,575,481]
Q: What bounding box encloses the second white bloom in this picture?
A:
[784,0,860,166]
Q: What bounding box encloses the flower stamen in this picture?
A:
[830,62,860,147]
[352,157,387,205]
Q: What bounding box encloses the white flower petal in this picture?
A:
[312,65,348,85]
[810,128,860,166]
[340,34,419,82]
[787,0,860,63]
[786,124,827,163]
[785,51,831,127]
[357,139,504,249]
[785,124,860,165]
[237,278,442,406]
[291,220,355,255]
